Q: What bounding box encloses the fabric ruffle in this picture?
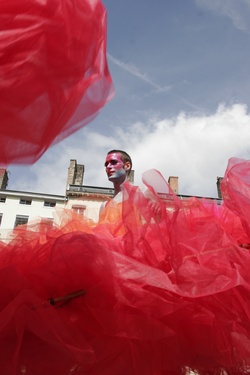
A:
[0,0,113,164]
[1,158,250,374]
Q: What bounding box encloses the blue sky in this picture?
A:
[8,0,250,197]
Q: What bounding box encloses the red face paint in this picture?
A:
[104,153,127,182]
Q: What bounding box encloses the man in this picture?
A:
[104,149,132,197]
[100,149,162,219]
[99,149,132,218]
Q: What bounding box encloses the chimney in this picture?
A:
[168,176,179,194]
[128,169,135,184]
[0,168,8,190]
[216,177,223,199]
[66,160,84,189]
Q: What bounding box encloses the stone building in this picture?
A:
[0,189,66,242]
[0,168,8,190]
[0,160,222,242]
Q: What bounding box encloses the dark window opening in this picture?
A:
[14,215,29,228]
[44,201,56,207]
[19,199,32,205]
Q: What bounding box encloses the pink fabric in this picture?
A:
[1,159,250,374]
[0,0,113,165]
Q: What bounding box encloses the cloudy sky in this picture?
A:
[8,0,250,198]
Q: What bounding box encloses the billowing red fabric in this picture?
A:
[0,0,113,165]
[1,159,250,374]
[221,157,250,239]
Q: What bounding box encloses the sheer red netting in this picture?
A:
[0,0,113,165]
[1,158,250,374]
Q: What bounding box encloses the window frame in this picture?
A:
[14,215,29,228]
[72,205,86,215]
[19,199,32,205]
[44,201,56,208]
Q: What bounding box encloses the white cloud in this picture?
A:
[129,103,250,197]
[195,0,250,33]
[9,103,250,199]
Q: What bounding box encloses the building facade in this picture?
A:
[0,161,113,242]
[65,159,113,223]
[0,189,67,242]
[0,161,222,242]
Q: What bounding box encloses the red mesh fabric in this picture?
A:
[0,0,113,165]
[1,162,250,374]
[221,157,250,239]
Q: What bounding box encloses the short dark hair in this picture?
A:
[107,149,132,175]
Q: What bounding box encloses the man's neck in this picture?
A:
[113,177,128,197]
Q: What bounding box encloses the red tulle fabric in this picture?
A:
[1,158,250,374]
[0,0,113,165]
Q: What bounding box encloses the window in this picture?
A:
[72,205,86,215]
[0,197,6,203]
[41,218,54,226]
[44,201,56,207]
[19,199,32,205]
[0,213,2,226]
[14,215,29,228]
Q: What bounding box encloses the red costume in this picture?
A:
[0,0,113,165]
[0,158,250,374]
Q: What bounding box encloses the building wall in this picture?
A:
[0,160,222,242]
[0,191,66,242]
[66,198,102,223]
[0,190,109,242]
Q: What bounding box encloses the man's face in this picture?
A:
[105,153,127,182]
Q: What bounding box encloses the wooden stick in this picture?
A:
[48,289,85,306]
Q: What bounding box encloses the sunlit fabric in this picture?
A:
[0,0,113,164]
[0,158,250,374]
